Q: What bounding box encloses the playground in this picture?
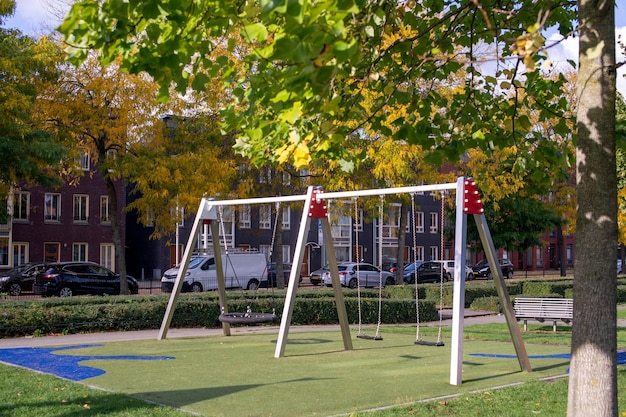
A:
[0,323,575,417]
[0,178,589,416]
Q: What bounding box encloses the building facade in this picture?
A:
[1,164,125,273]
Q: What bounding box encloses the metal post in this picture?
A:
[474,213,532,372]
[450,177,467,385]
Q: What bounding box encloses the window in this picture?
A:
[240,205,251,229]
[44,242,60,262]
[381,204,400,240]
[12,243,28,266]
[415,211,424,233]
[282,170,291,186]
[259,245,271,261]
[73,194,89,223]
[44,193,61,222]
[73,243,88,261]
[282,245,291,264]
[259,205,271,229]
[429,212,438,234]
[259,167,272,184]
[79,152,90,171]
[13,191,29,221]
[100,244,115,270]
[430,246,439,260]
[282,206,290,230]
[567,244,573,266]
[100,196,110,223]
[415,246,425,262]
[0,238,8,267]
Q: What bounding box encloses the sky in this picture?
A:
[4,0,626,97]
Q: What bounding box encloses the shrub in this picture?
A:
[0,291,438,337]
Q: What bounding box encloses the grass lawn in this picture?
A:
[0,320,603,417]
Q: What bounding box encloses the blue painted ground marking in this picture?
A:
[0,344,175,381]
[470,351,626,364]
[470,351,626,373]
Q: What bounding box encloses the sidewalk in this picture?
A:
[0,309,503,349]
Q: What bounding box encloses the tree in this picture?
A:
[59,1,619,415]
[34,53,176,293]
[567,1,617,415]
[464,193,562,256]
[0,2,66,222]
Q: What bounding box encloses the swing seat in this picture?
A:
[357,334,383,341]
[219,312,277,324]
[415,339,445,347]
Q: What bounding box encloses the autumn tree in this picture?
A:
[0,2,66,222]
[35,53,176,293]
[59,0,620,415]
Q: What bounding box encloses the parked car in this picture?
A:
[33,262,139,297]
[401,261,424,283]
[472,258,514,279]
[403,261,451,284]
[161,252,268,292]
[619,259,623,275]
[430,260,474,281]
[0,262,46,296]
[323,262,395,288]
[264,262,302,287]
[309,264,329,286]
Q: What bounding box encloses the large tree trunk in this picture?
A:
[105,176,129,294]
[567,1,617,415]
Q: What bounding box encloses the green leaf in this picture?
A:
[242,23,268,42]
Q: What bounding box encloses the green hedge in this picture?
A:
[0,291,437,338]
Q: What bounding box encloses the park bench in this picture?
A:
[513,297,573,332]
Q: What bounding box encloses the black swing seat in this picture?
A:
[219,312,277,324]
[357,334,383,341]
[415,339,445,347]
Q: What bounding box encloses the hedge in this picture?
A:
[0,291,437,338]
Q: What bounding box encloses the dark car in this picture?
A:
[0,262,46,296]
[472,258,514,279]
[33,262,139,297]
[403,261,450,284]
[309,265,329,286]
[264,262,301,287]
[401,261,423,283]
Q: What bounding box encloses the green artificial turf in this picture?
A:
[45,327,571,417]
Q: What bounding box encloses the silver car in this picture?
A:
[323,262,395,288]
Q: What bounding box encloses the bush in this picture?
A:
[0,291,438,337]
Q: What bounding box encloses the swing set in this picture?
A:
[158,177,531,386]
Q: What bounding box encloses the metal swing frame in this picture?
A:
[157,177,531,386]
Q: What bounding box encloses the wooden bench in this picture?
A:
[513,297,573,332]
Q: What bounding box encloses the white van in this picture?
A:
[161,252,268,293]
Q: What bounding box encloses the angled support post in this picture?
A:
[474,212,531,372]
[274,187,352,357]
[158,199,222,339]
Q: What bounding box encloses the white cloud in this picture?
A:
[4,0,64,36]
[546,26,626,99]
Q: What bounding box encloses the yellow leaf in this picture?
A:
[293,142,311,169]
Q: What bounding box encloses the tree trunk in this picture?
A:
[567,1,617,415]
[105,176,129,294]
